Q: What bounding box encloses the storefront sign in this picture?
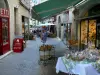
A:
[13,38,24,53]
[13,39,21,49]
[0,8,9,17]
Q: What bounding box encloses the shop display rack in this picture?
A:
[38,44,56,66]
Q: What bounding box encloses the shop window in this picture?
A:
[88,20,96,47]
[81,20,96,49]
[80,20,88,50]
[81,20,88,45]
[2,18,8,45]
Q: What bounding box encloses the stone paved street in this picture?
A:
[0,37,67,75]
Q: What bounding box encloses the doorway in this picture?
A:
[2,18,10,54]
[96,18,100,49]
[0,18,10,55]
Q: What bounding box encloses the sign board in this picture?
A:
[0,8,9,17]
[13,38,24,53]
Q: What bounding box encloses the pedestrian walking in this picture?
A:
[41,29,48,44]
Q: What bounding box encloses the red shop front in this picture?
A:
[0,8,10,55]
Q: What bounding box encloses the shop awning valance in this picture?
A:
[31,0,82,21]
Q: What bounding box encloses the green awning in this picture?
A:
[77,0,100,18]
[32,0,82,21]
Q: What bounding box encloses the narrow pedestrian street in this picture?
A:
[0,37,67,75]
[1,0,100,75]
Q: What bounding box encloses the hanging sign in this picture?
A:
[0,8,9,17]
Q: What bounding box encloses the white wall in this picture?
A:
[70,8,77,39]
[7,0,30,50]
[56,14,61,38]
[58,9,74,24]
[56,8,74,40]
[68,8,74,23]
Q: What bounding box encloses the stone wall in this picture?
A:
[7,0,30,50]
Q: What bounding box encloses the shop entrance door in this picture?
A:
[0,18,10,55]
[2,18,10,54]
[0,8,10,55]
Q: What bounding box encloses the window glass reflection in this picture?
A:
[2,18,8,44]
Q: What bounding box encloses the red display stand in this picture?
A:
[13,38,24,53]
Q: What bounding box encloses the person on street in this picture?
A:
[41,29,48,44]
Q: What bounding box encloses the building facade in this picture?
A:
[74,0,100,50]
[56,8,74,43]
[0,0,30,55]
[0,0,10,55]
[55,0,100,50]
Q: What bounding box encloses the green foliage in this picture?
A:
[49,33,57,38]
[24,33,28,40]
[29,34,33,40]
[24,33,33,40]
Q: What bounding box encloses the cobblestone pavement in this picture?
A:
[0,37,67,75]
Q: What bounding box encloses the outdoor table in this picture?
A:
[56,57,100,75]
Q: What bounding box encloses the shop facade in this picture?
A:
[0,0,30,56]
[78,4,100,50]
[56,13,67,40]
[0,0,10,55]
[7,0,30,51]
[56,9,73,44]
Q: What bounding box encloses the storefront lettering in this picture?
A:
[14,47,21,49]
[14,43,21,46]
[0,8,9,17]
